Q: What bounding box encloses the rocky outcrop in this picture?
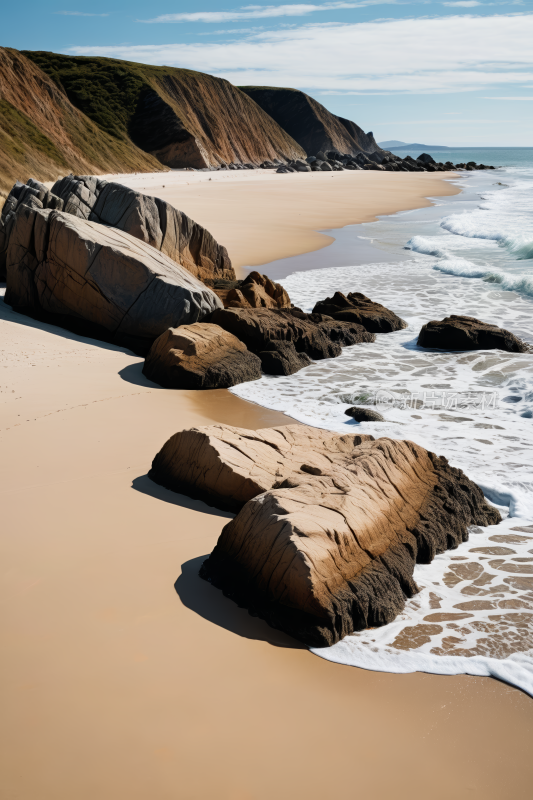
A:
[0,47,162,195]
[149,423,374,511]
[212,271,290,309]
[143,323,262,389]
[239,86,382,157]
[312,291,407,333]
[418,315,531,353]
[345,407,385,422]
[150,423,501,645]
[209,306,375,375]
[50,175,235,284]
[4,205,221,354]
[25,52,306,170]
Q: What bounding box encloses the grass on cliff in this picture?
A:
[23,52,212,142]
[0,99,67,167]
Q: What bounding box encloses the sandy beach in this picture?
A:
[2,170,533,800]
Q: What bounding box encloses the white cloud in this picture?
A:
[482,95,533,99]
[141,1,401,24]
[442,2,483,7]
[55,10,110,16]
[69,13,533,95]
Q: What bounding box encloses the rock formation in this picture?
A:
[209,306,375,375]
[4,204,221,354]
[345,407,385,422]
[50,175,235,284]
[143,323,262,389]
[418,315,531,353]
[239,86,382,157]
[150,423,501,645]
[25,52,306,170]
[0,47,162,195]
[312,291,407,333]
[212,271,290,309]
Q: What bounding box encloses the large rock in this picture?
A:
[143,323,262,389]
[51,176,235,284]
[212,271,290,310]
[149,423,374,511]
[150,423,501,646]
[312,291,407,333]
[418,315,530,353]
[209,306,375,375]
[4,205,222,355]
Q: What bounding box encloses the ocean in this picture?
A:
[231,148,533,695]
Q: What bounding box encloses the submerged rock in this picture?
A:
[312,291,407,333]
[143,323,262,389]
[150,423,501,646]
[4,205,221,355]
[418,315,531,353]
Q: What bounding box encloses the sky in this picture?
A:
[2,1,533,146]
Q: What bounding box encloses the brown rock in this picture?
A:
[212,271,290,309]
[418,315,531,353]
[4,205,221,355]
[312,291,407,333]
[209,306,375,375]
[150,423,500,646]
[51,176,235,284]
[149,423,374,511]
[142,323,262,389]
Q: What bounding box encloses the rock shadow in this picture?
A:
[175,555,306,649]
[132,474,234,518]
[119,362,161,389]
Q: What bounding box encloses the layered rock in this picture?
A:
[149,423,374,511]
[312,291,407,333]
[239,86,382,157]
[150,423,501,645]
[25,52,306,169]
[50,175,235,284]
[209,306,375,375]
[212,271,290,309]
[4,205,221,354]
[418,315,530,353]
[0,47,161,196]
[143,323,262,389]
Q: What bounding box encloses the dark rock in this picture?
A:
[345,406,385,422]
[313,291,407,334]
[212,271,291,310]
[320,162,333,171]
[208,306,375,374]
[143,322,262,389]
[417,153,436,164]
[418,315,531,353]
[258,341,312,376]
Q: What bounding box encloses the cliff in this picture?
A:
[239,86,382,156]
[23,52,306,170]
[0,48,162,195]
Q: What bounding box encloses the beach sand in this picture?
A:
[2,171,532,799]
[97,167,462,275]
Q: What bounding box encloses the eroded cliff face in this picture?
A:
[0,48,162,194]
[239,86,383,156]
[24,53,306,170]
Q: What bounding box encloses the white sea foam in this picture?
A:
[232,169,533,693]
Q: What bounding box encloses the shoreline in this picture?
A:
[2,172,533,799]
[95,169,462,277]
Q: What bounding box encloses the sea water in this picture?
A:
[231,151,533,695]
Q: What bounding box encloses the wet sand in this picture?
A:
[1,171,533,799]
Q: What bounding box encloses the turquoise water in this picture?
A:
[389,147,533,169]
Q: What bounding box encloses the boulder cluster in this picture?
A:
[274,150,497,174]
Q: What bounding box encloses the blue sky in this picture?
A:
[3,1,533,146]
